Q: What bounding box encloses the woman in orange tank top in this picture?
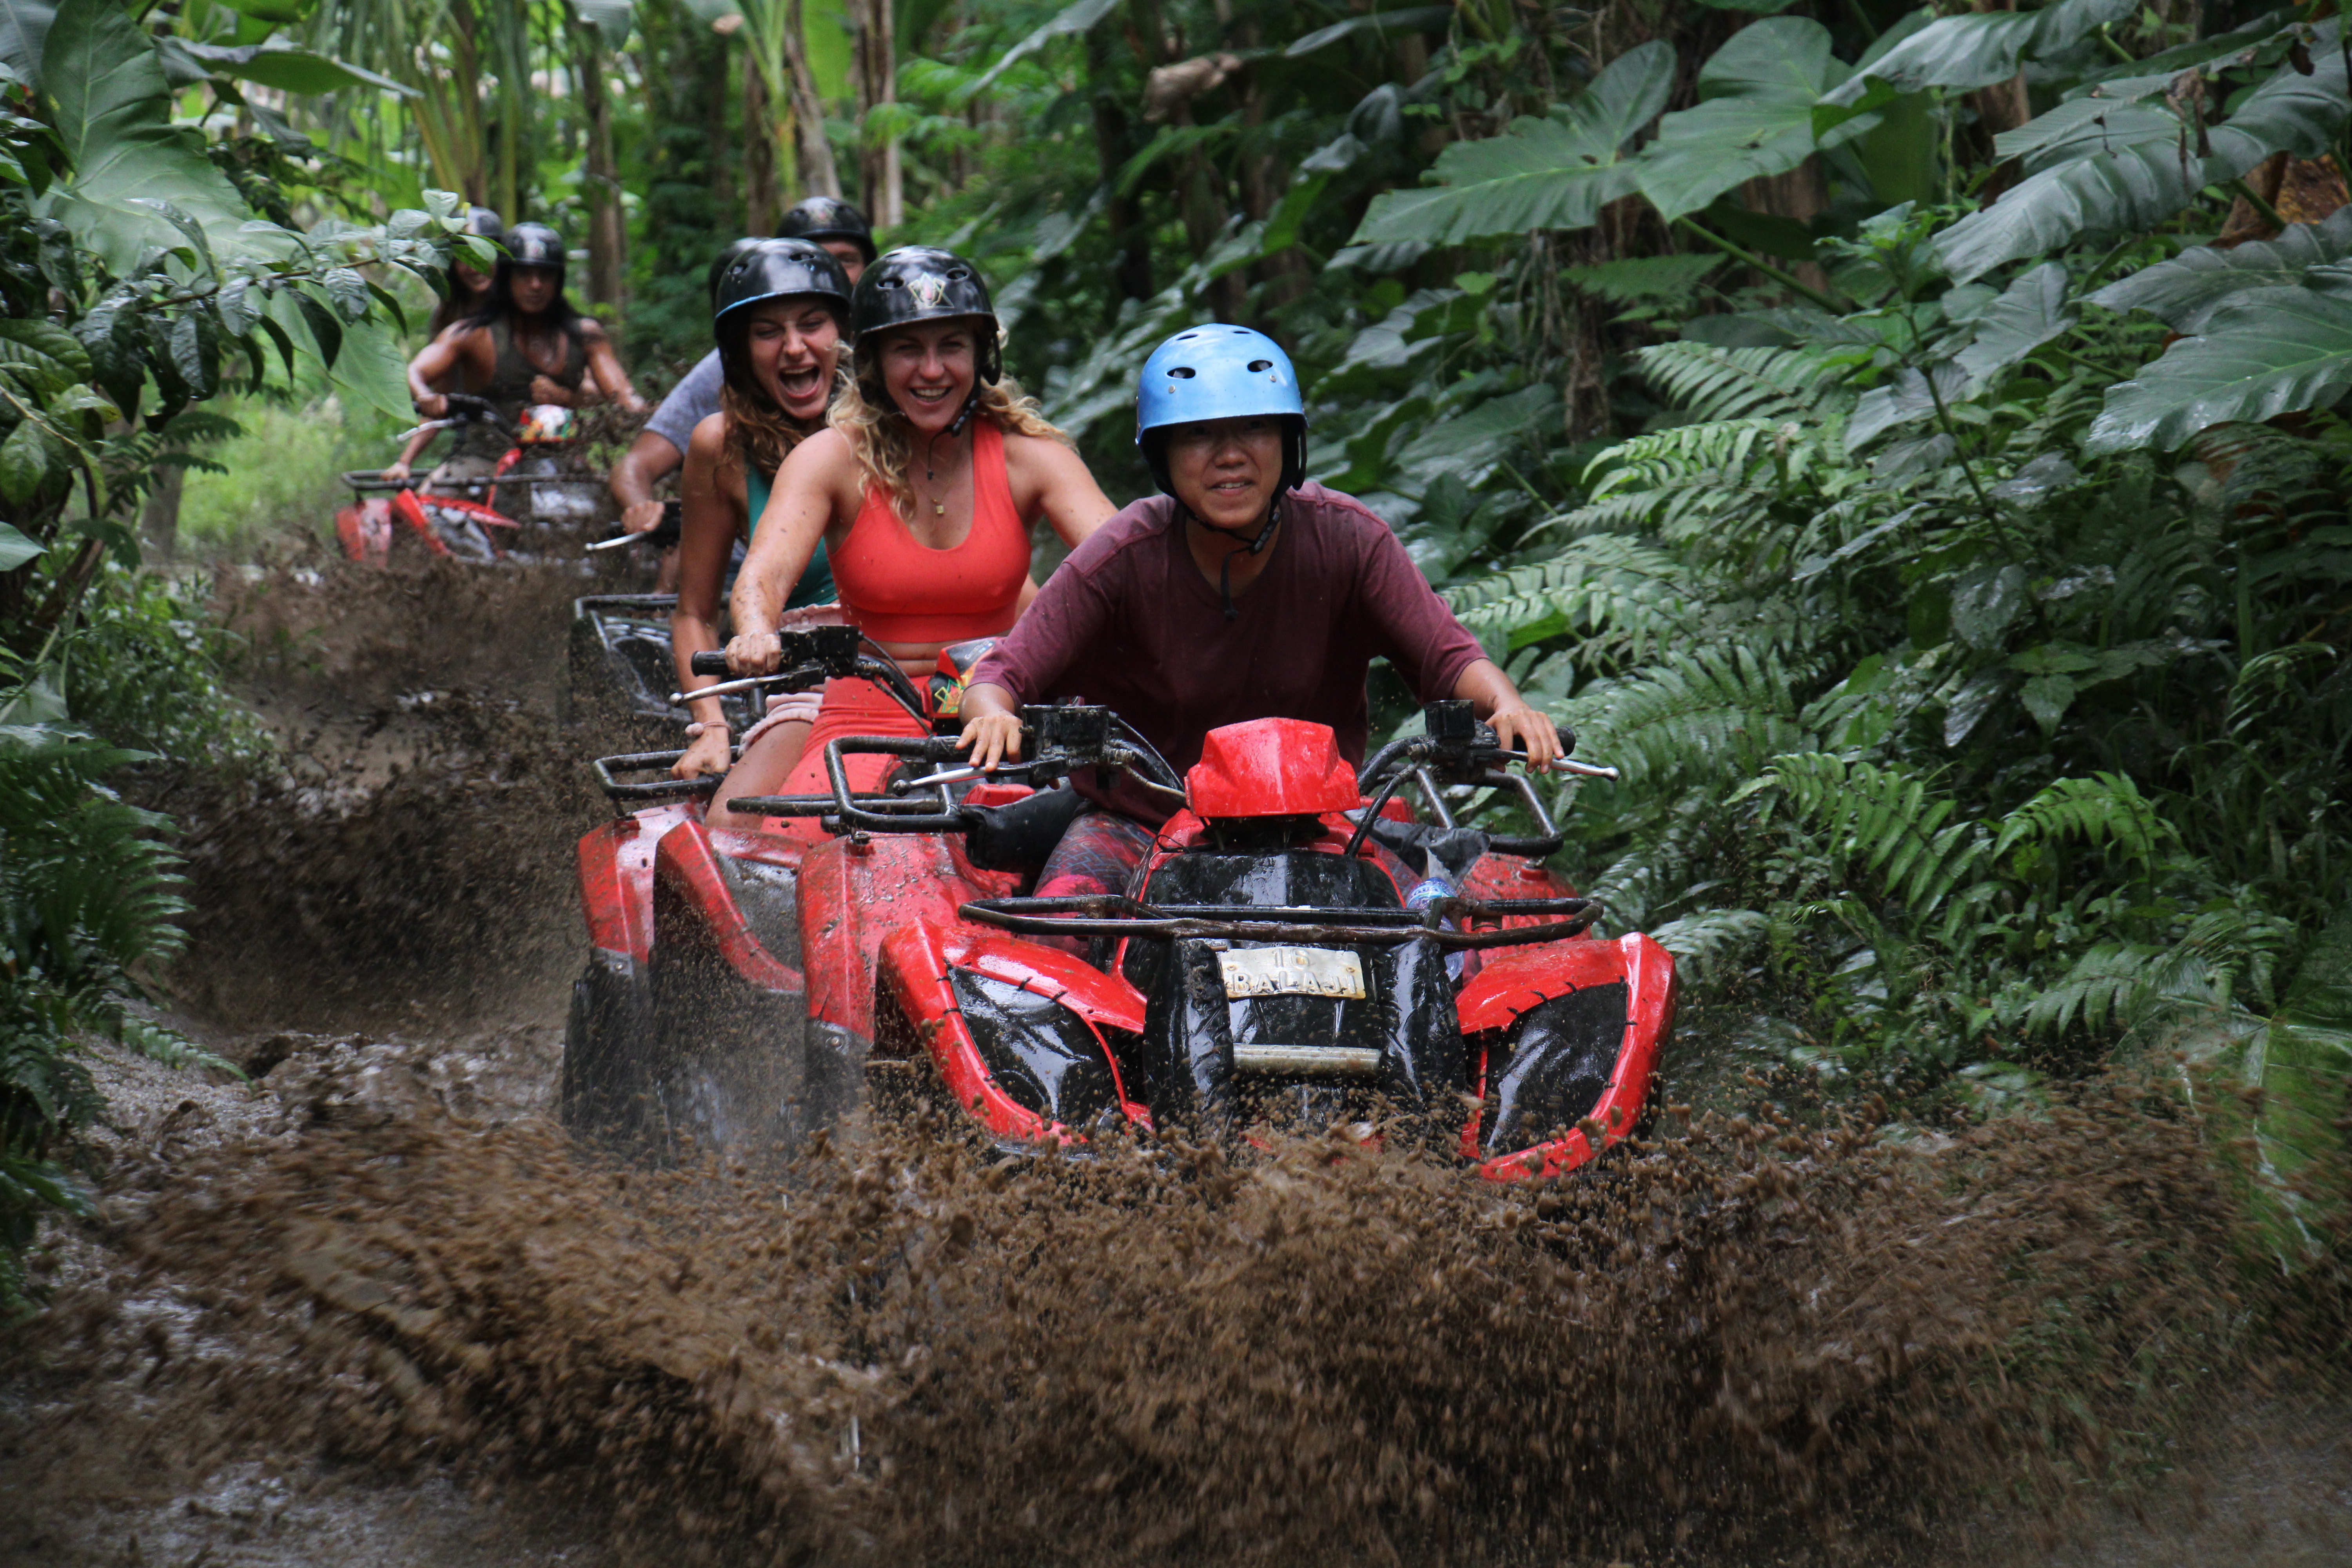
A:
[712,247,1115,829]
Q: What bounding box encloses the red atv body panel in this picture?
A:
[568,720,1676,1184]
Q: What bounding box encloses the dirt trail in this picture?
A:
[3,560,2347,1567]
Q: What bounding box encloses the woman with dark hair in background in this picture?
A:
[391,222,646,494]
[668,240,853,784]
[423,206,505,339]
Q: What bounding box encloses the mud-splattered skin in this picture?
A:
[4,561,2348,1568]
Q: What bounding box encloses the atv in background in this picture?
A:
[336,394,610,565]
[563,654,1676,1181]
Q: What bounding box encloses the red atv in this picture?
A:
[563,636,1675,1179]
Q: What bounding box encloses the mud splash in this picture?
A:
[29,1066,2323,1568]
[154,560,606,1030]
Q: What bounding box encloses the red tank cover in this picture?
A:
[1186,718,1359,819]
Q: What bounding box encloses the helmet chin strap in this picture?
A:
[1187,493,1283,621]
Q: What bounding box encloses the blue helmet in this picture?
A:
[1134,324,1308,497]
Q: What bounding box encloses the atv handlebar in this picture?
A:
[725,706,1184,835]
[588,500,682,552]
[682,626,929,724]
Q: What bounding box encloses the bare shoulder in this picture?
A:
[1004,428,1083,476]
[685,410,730,465]
[575,316,612,344]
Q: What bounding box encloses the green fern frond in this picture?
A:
[1586,419,1784,494]
[1446,535,1699,656]
[1992,772,2171,868]
[1758,753,1991,919]
[1567,644,1815,789]
[1650,907,1769,982]
[2020,943,2225,1036]
[1633,342,1830,423]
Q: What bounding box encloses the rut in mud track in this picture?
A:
[2,557,2348,1568]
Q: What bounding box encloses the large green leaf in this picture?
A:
[1820,0,2129,103]
[1954,260,2074,389]
[0,519,41,570]
[180,40,410,97]
[0,0,53,78]
[1938,35,2352,282]
[1285,6,1452,57]
[2091,210,2352,331]
[37,0,253,277]
[574,0,634,45]
[969,0,1118,93]
[1351,42,1674,245]
[327,313,412,429]
[2085,285,2352,453]
[1637,19,1863,223]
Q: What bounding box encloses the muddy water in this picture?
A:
[4,560,2348,1566]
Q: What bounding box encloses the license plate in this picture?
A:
[1217,946,1365,1000]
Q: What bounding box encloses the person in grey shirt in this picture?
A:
[609,200,876,544]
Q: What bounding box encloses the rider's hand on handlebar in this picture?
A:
[1487,701,1564,772]
[956,711,1024,773]
[417,393,448,419]
[672,724,731,781]
[724,630,783,676]
[622,499,666,535]
[529,375,575,408]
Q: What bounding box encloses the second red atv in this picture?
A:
[563,642,1675,1180]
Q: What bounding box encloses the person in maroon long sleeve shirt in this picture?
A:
[957,325,1559,900]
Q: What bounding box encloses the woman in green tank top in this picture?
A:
[671,239,854,783]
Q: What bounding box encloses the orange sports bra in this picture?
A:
[831,418,1030,646]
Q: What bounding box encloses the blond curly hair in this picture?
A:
[720,374,838,481]
[830,343,1069,521]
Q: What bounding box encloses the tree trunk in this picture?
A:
[140,463,184,566]
[1965,0,2031,138]
[577,22,626,311]
[784,0,843,201]
[849,0,902,226]
[742,56,780,234]
[708,28,737,232]
[1088,27,1153,308]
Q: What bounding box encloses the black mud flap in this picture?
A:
[646,944,813,1163]
[1482,982,1631,1156]
[560,949,655,1146]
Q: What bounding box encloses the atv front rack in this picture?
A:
[594,748,736,800]
[956,893,1602,949]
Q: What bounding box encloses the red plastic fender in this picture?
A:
[1470,932,1679,1183]
[797,833,1012,1037]
[652,817,804,993]
[390,489,454,557]
[575,804,695,965]
[876,920,1152,1143]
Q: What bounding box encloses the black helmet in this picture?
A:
[463,206,506,243]
[706,236,766,310]
[779,196,876,262]
[851,246,1000,386]
[715,240,855,401]
[715,239,854,329]
[504,221,565,270]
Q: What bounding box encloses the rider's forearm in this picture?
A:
[672,612,728,728]
[1450,658,1524,718]
[962,683,1018,723]
[610,449,656,509]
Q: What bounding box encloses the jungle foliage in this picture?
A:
[4,0,2352,1289]
[1,0,456,1311]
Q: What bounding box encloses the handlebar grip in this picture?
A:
[689,651,730,676]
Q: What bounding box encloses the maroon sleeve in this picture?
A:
[971,537,1119,706]
[1341,499,1488,699]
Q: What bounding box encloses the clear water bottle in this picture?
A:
[1405,875,1465,982]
